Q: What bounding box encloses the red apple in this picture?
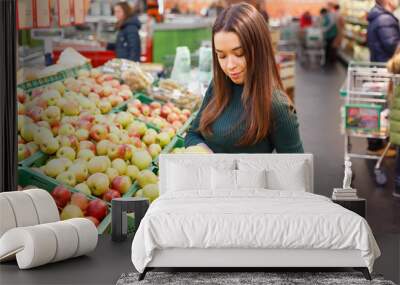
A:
[86,199,108,221]
[70,192,89,211]
[149,101,161,110]
[141,105,151,116]
[103,189,121,202]
[160,106,172,118]
[167,113,179,124]
[85,216,100,227]
[51,185,72,209]
[111,176,132,194]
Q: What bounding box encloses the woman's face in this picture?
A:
[214,31,247,85]
[114,5,125,22]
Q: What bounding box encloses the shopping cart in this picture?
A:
[343,61,400,185]
[298,27,325,67]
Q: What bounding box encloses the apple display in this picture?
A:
[131,150,152,170]
[142,183,159,202]
[86,199,108,221]
[103,189,121,202]
[136,169,158,188]
[74,182,92,196]
[111,158,127,175]
[77,149,95,162]
[87,156,109,174]
[105,167,119,182]
[68,162,89,183]
[126,165,139,181]
[87,173,109,196]
[60,204,84,220]
[40,137,59,154]
[70,192,89,211]
[51,185,72,209]
[56,171,77,187]
[56,146,76,161]
[59,123,75,136]
[111,176,132,194]
[96,140,110,155]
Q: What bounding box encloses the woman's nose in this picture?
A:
[226,56,237,70]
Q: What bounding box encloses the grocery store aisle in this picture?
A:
[294,62,400,234]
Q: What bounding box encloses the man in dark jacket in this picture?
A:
[366,0,400,155]
[367,0,400,62]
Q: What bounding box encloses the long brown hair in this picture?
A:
[114,2,133,30]
[199,3,284,146]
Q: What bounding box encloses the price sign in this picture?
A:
[17,0,34,30]
[35,0,51,28]
[58,0,72,27]
[74,0,85,25]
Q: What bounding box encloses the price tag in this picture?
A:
[17,0,34,30]
[74,0,85,24]
[58,0,71,27]
[35,0,51,28]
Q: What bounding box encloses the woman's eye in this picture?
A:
[217,54,226,59]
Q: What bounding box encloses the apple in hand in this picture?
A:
[86,199,108,221]
[103,189,121,202]
[111,176,132,194]
[51,185,72,209]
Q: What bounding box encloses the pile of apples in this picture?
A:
[126,99,192,133]
[170,145,211,154]
[51,185,108,227]
[25,110,166,202]
[17,68,134,161]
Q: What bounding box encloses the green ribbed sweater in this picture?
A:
[184,82,304,153]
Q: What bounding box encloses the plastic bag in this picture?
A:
[170,46,191,86]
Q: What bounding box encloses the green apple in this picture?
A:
[184,145,210,154]
[115,112,134,128]
[127,121,147,137]
[18,115,33,132]
[33,126,54,145]
[60,204,83,220]
[105,167,119,182]
[87,173,109,196]
[111,158,127,175]
[126,165,139,181]
[42,89,62,106]
[57,146,76,161]
[87,156,110,174]
[136,169,158,188]
[131,150,152,170]
[56,171,77,187]
[142,133,156,146]
[20,123,37,142]
[142,184,159,202]
[61,99,80,116]
[77,148,95,162]
[74,182,91,196]
[18,144,30,161]
[148,144,162,159]
[96,140,110,156]
[68,162,89,183]
[156,132,171,148]
[76,128,89,141]
[59,123,75,136]
[134,189,144,197]
[40,138,59,154]
[41,106,61,124]
[44,158,68,177]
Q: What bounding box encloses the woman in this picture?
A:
[185,3,303,153]
[106,2,141,62]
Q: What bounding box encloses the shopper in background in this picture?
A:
[366,0,400,156]
[106,2,141,62]
[185,3,303,153]
[320,8,338,65]
[332,4,345,51]
[300,11,313,29]
[386,49,400,198]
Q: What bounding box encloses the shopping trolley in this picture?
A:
[298,27,325,67]
[343,61,400,185]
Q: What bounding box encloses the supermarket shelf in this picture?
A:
[344,16,368,26]
[344,32,367,46]
[85,15,117,23]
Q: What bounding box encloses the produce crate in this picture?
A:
[18,167,110,234]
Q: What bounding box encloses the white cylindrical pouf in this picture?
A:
[0,196,17,238]
[0,226,57,269]
[1,192,39,227]
[23,189,59,224]
[42,221,79,263]
[65,218,98,257]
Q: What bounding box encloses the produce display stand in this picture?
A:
[343,61,400,185]
[277,51,296,102]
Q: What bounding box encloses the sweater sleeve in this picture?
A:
[270,91,304,153]
[184,83,214,147]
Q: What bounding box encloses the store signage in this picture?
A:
[17,0,34,30]
[74,0,85,25]
[31,28,64,40]
[58,0,72,27]
[35,0,51,28]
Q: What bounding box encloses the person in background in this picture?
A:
[366,0,400,156]
[332,4,345,51]
[106,2,141,62]
[386,49,400,198]
[185,3,303,154]
[320,8,338,65]
[300,11,313,29]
